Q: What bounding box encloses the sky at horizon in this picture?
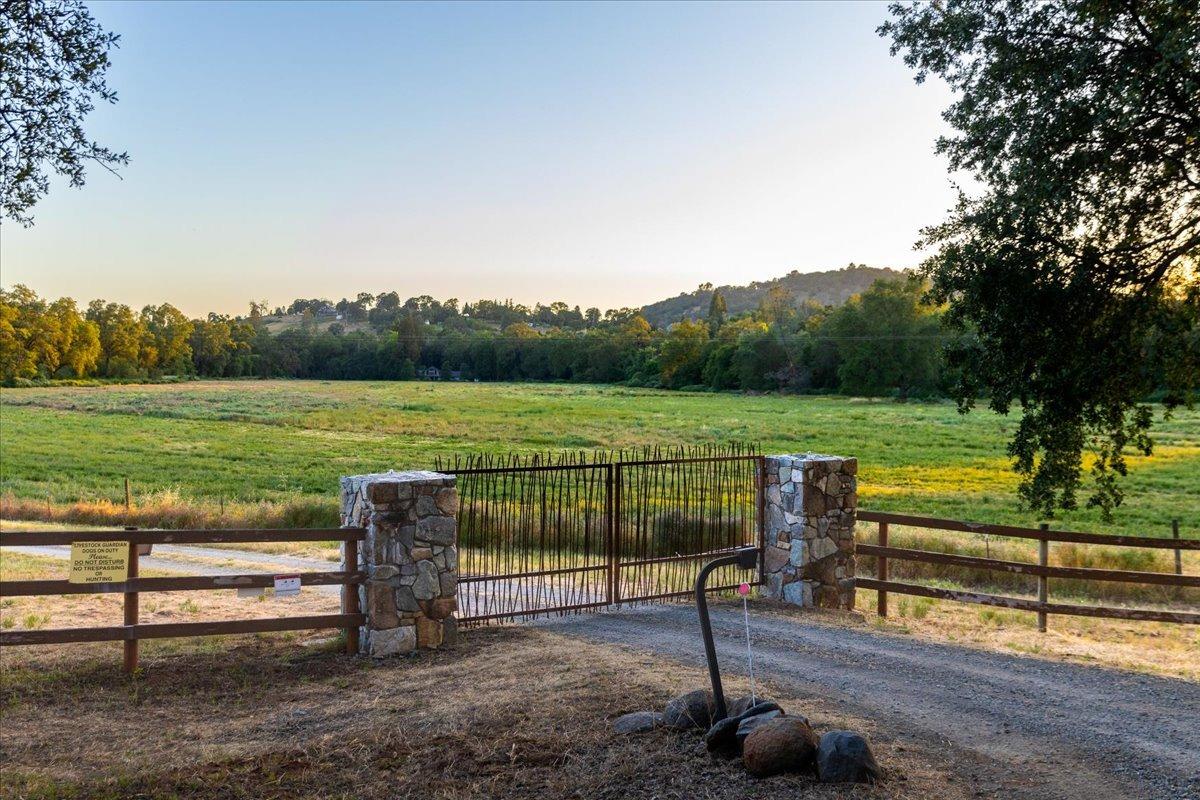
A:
[1,0,958,317]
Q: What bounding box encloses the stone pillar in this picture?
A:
[340,470,459,656]
[761,454,856,609]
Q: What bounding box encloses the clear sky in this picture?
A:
[1,0,957,317]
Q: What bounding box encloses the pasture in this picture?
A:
[2,380,1198,538]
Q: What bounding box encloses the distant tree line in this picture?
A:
[0,277,977,398]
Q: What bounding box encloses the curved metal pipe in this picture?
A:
[695,546,759,721]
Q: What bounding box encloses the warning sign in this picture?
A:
[68,541,129,584]
[273,574,301,598]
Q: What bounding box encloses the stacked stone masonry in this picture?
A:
[761,454,857,609]
[340,470,459,657]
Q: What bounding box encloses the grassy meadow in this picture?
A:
[2,380,1198,537]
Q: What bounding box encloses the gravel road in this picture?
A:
[541,603,1200,800]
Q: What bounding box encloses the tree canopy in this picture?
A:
[1,0,127,225]
[881,0,1200,516]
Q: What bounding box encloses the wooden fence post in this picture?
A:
[123,528,139,673]
[1038,523,1049,633]
[344,537,360,655]
[877,521,889,618]
[1174,519,1183,576]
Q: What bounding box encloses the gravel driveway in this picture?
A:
[541,603,1200,800]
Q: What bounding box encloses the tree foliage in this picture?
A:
[881,0,1200,516]
[1,0,128,225]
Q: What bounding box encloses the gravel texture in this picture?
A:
[541,603,1200,800]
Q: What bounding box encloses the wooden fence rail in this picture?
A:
[0,528,367,671]
[857,511,1199,628]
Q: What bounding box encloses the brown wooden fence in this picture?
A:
[0,527,367,671]
[857,511,1200,627]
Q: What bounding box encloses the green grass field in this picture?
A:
[2,380,1198,539]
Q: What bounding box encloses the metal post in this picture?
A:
[613,465,622,607]
[123,527,139,673]
[877,521,889,618]
[1038,523,1049,633]
[344,538,360,655]
[695,546,758,722]
[756,456,766,587]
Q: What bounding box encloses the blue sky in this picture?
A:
[1,1,956,316]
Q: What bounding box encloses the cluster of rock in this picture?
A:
[340,471,460,656]
[613,689,880,784]
[761,454,857,609]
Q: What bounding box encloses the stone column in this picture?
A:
[340,470,459,656]
[761,453,856,609]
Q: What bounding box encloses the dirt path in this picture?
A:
[541,603,1200,800]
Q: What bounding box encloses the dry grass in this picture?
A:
[0,552,343,638]
[854,590,1200,681]
[0,623,986,800]
[1,490,337,533]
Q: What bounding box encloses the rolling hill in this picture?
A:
[639,264,906,327]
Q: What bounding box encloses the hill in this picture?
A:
[639,264,906,327]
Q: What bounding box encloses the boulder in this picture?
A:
[742,717,819,778]
[817,730,881,784]
[663,689,715,730]
[613,711,663,735]
[704,702,782,757]
[736,708,785,747]
[727,695,773,718]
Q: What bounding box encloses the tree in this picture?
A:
[141,303,193,374]
[85,299,143,376]
[882,0,1200,516]
[659,319,709,387]
[395,312,423,363]
[706,290,727,333]
[1,0,128,225]
[820,278,943,399]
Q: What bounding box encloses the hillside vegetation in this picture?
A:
[639,264,903,327]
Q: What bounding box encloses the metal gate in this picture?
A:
[438,446,763,624]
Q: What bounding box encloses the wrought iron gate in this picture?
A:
[438,446,764,624]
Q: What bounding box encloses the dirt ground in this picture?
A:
[545,602,1200,800]
[2,627,987,800]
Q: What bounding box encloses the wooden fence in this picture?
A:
[0,527,366,671]
[856,511,1200,627]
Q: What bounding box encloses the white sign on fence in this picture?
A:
[273,574,301,598]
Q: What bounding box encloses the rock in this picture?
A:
[368,625,416,657]
[411,546,434,561]
[395,585,421,613]
[663,689,715,730]
[434,487,459,515]
[441,616,458,646]
[736,709,785,747]
[416,516,456,546]
[411,560,440,600]
[782,580,812,607]
[613,711,663,734]
[426,596,456,619]
[415,614,443,648]
[817,731,881,784]
[705,702,782,756]
[727,695,769,718]
[366,581,399,629]
[742,717,819,777]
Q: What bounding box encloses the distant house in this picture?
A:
[449,370,463,381]
[419,366,441,380]
[317,303,337,316]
